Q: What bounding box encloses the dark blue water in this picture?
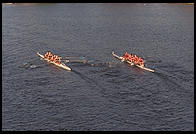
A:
[2,3,194,131]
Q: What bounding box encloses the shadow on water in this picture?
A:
[153,66,192,91]
[69,60,116,68]
[69,59,132,91]
[71,69,106,92]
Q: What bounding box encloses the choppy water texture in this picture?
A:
[2,3,194,131]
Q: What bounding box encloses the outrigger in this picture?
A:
[37,52,71,71]
[112,51,154,72]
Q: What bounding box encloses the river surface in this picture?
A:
[2,3,194,131]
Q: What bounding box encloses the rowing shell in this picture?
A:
[112,51,154,72]
[37,52,71,71]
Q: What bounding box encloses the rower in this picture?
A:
[50,56,54,62]
[56,58,61,64]
[48,54,53,60]
[47,51,52,55]
[44,51,50,58]
[130,54,134,62]
[138,57,143,62]
[56,58,58,64]
[122,52,128,61]
[46,52,52,60]
[54,55,59,63]
[54,57,57,63]
[123,52,133,61]
[123,52,129,60]
[139,58,144,67]
[53,55,56,62]
[133,55,138,64]
[127,54,133,62]
[58,57,61,64]
[53,55,56,60]
[51,54,57,62]
[140,62,144,67]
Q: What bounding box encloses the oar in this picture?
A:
[62,56,85,59]
[59,56,87,63]
[62,59,88,63]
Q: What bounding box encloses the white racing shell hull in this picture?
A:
[112,51,154,72]
[37,52,71,71]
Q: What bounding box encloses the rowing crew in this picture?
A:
[44,51,61,64]
[122,52,144,67]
